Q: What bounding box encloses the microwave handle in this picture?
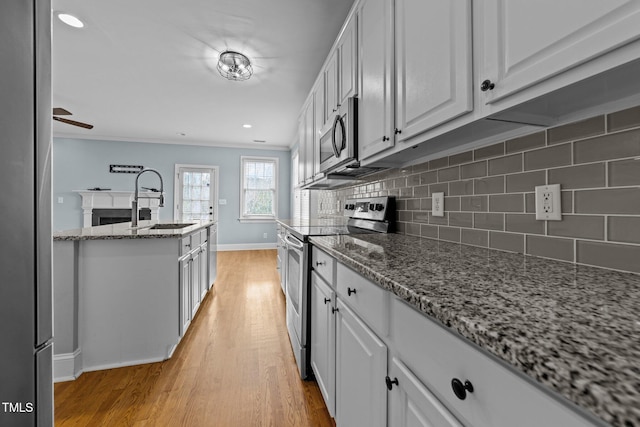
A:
[332,114,345,157]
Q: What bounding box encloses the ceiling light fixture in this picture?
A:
[58,13,84,28]
[242,124,252,129]
[217,51,253,81]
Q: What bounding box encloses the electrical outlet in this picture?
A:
[535,184,562,220]
[432,192,445,217]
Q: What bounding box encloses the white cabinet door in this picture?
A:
[481,0,640,104]
[179,258,191,337]
[395,0,472,142]
[190,250,201,318]
[338,13,358,107]
[312,78,323,179]
[200,244,208,300]
[297,118,306,187]
[335,299,387,427]
[388,357,463,427]
[310,272,336,417]
[358,0,394,160]
[301,95,315,183]
[325,50,339,127]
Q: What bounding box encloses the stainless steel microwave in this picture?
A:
[319,97,357,174]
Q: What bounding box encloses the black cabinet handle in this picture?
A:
[324,298,331,304]
[480,79,495,92]
[382,136,390,141]
[316,261,326,266]
[332,307,339,314]
[394,128,402,135]
[347,287,356,296]
[451,378,474,400]
[385,376,399,390]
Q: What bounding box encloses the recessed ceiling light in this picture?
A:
[58,13,84,28]
[242,124,252,129]
[253,139,267,144]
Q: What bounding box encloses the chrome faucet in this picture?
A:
[131,168,164,227]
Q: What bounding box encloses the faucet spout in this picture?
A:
[131,168,165,227]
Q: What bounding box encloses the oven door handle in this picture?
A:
[285,235,304,251]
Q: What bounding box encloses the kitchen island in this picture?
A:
[53,220,216,381]
[310,233,640,427]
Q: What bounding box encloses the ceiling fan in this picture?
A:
[53,108,94,129]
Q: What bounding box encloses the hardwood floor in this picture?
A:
[54,250,335,427]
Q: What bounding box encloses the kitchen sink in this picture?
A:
[149,223,195,229]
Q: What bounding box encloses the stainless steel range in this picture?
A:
[280,196,395,379]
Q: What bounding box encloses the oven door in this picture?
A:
[319,97,356,174]
[284,232,309,378]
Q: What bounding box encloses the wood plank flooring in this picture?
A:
[54,250,335,427]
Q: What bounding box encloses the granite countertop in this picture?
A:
[309,233,640,427]
[53,219,216,241]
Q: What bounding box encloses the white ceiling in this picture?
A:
[51,0,356,150]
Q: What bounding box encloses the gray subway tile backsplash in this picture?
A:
[573,128,640,163]
[608,158,640,186]
[318,105,640,274]
[527,236,574,262]
[524,143,572,170]
[547,116,605,145]
[548,163,606,189]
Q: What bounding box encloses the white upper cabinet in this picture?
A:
[338,14,358,107]
[358,0,395,161]
[480,0,640,105]
[324,50,339,131]
[395,0,472,143]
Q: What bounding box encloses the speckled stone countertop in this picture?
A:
[309,233,640,427]
[53,219,215,241]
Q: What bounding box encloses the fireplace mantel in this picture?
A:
[74,190,163,227]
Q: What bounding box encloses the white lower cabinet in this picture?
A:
[310,272,336,416]
[388,357,462,427]
[179,256,191,337]
[190,248,201,318]
[335,299,387,427]
[310,246,601,427]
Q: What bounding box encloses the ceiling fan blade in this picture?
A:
[52,107,72,116]
[53,116,94,129]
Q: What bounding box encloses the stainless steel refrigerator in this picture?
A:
[0,0,53,425]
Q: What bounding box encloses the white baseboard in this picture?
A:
[83,356,168,374]
[54,349,82,383]
[217,243,277,251]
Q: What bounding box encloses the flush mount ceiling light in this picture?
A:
[242,124,252,128]
[217,51,253,81]
[57,13,84,28]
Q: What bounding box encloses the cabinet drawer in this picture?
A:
[336,262,389,336]
[312,246,335,285]
[191,229,202,247]
[180,236,192,255]
[389,297,598,427]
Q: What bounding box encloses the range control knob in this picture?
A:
[347,204,355,210]
[375,203,385,211]
[369,203,375,211]
[344,204,349,210]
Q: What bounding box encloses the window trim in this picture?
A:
[239,156,279,223]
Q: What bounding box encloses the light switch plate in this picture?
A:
[432,192,445,217]
[219,199,227,205]
[535,184,562,220]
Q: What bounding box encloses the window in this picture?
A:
[240,156,278,221]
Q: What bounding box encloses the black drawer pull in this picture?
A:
[324,298,331,304]
[347,287,356,296]
[316,261,326,266]
[332,307,339,314]
[385,376,398,390]
[451,378,474,400]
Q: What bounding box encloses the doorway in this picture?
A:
[174,164,219,222]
